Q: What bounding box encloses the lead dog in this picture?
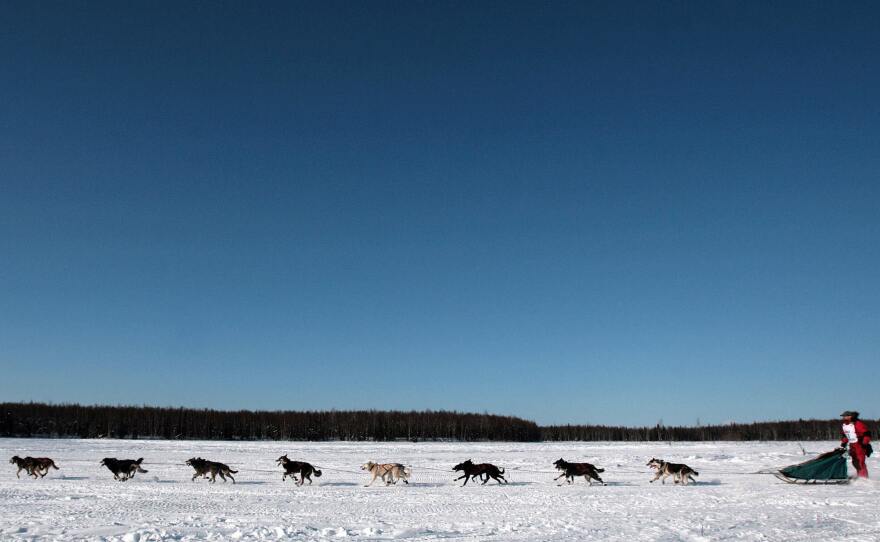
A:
[452,459,507,486]
[553,458,605,486]
[186,457,238,483]
[361,461,410,486]
[276,454,322,485]
[100,457,147,481]
[647,458,699,485]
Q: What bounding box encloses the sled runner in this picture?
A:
[773,448,849,484]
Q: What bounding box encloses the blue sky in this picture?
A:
[1,1,878,426]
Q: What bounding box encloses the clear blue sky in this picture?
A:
[1,1,878,426]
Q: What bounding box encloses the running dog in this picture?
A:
[186,457,238,483]
[553,458,605,486]
[361,461,410,486]
[647,458,699,485]
[100,457,147,481]
[27,457,59,478]
[10,456,38,478]
[452,459,507,486]
[276,454,322,485]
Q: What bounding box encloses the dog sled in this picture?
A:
[772,448,849,484]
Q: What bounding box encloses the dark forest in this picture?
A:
[0,402,871,442]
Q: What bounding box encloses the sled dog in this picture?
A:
[276,455,322,485]
[186,457,238,483]
[26,457,59,478]
[647,458,699,485]
[11,456,34,478]
[452,459,507,486]
[10,456,58,478]
[361,461,410,486]
[100,457,147,481]
[553,458,605,485]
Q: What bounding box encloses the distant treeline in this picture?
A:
[0,402,541,441]
[1,402,872,442]
[540,419,876,442]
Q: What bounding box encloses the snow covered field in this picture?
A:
[1,439,877,541]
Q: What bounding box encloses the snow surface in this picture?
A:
[1,439,878,541]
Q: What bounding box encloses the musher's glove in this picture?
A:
[866,443,873,457]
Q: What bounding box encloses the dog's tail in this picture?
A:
[229,469,239,474]
[499,467,505,475]
[137,467,148,473]
[404,467,412,477]
[314,469,322,477]
[692,470,699,476]
[595,468,604,473]
[50,460,60,470]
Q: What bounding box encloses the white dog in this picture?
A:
[361,461,411,486]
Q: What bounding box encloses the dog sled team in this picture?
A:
[7,411,870,486]
[8,453,702,487]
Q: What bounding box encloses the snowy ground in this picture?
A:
[1,439,878,541]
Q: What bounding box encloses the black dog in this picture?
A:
[452,459,507,486]
[553,458,606,486]
[100,457,147,481]
[276,454,322,485]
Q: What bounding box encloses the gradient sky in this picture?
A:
[1,1,878,426]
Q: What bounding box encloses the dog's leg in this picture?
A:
[365,472,377,487]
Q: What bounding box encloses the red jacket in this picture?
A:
[841,420,871,447]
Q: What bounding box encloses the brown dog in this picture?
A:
[27,457,60,478]
[186,457,238,483]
